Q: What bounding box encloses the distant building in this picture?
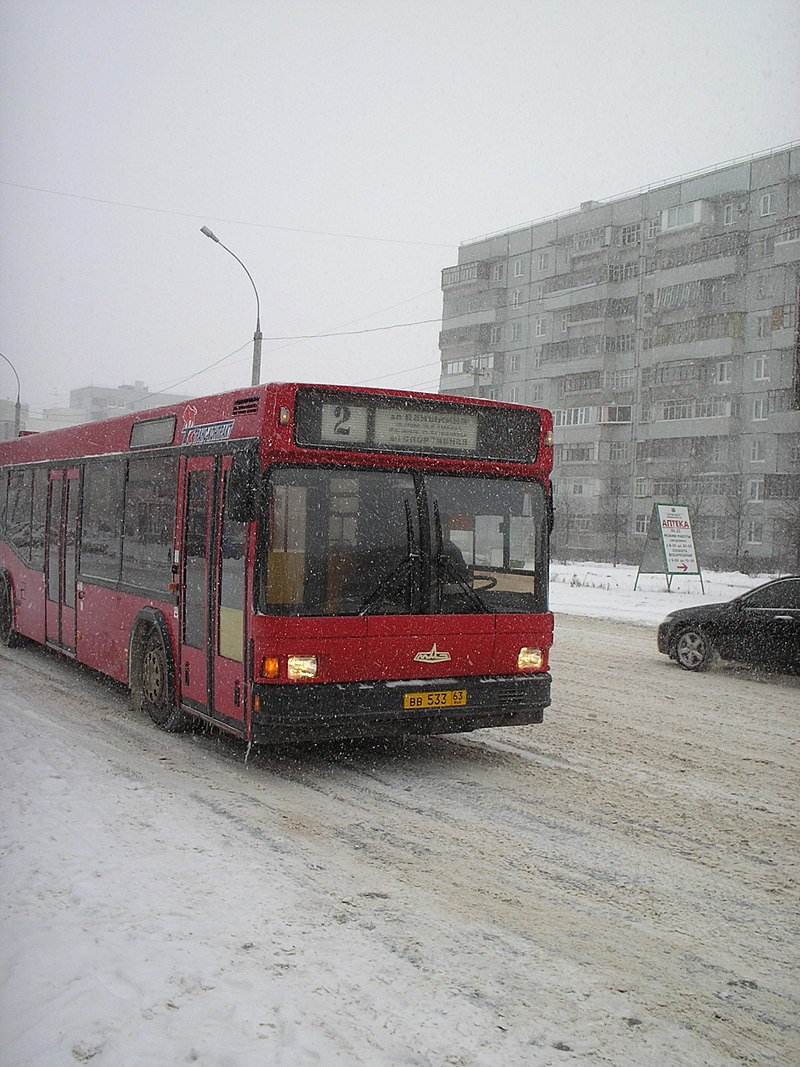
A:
[439,144,800,571]
[68,381,191,422]
[17,381,193,435]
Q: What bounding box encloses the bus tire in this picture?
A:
[0,575,21,648]
[137,627,188,731]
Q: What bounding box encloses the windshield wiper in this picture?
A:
[357,500,420,616]
[432,502,490,614]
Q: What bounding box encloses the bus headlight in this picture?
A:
[287,655,318,680]
[517,647,544,671]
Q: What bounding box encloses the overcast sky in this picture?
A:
[1,0,798,414]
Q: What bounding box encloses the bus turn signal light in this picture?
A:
[260,656,280,679]
[517,647,544,671]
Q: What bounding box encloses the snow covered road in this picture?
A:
[1,616,799,1066]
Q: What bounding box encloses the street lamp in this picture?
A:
[0,351,21,437]
[200,226,263,387]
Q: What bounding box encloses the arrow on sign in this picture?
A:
[677,563,688,572]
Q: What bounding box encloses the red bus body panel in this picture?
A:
[1,382,554,742]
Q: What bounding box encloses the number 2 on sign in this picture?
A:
[333,406,351,436]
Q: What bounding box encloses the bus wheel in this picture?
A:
[139,629,187,731]
[0,578,21,648]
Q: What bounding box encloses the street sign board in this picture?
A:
[634,503,704,592]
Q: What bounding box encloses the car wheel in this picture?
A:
[137,629,188,731]
[674,627,716,672]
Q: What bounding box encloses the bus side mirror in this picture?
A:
[227,448,259,523]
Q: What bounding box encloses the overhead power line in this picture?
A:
[0,179,456,249]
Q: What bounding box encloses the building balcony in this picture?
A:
[442,261,490,287]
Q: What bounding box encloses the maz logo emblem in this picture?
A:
[413,643,452,663]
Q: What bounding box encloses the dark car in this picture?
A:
[657,576,800,673]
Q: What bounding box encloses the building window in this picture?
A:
[754,355,769,380]
[493,263,505,281]
[538,252,550,271]
[635,477,649,497]
[514,258,524,278]
[530,383,544,402]
[510,323,522,342]
[508,386,519,404]
[663,202,699,230]
[572,481,586,496]
[646,217,660,239]
[714,361,732,384]
[747,478,764,502]
[759,193,774,217]
[620,223,641,246]
[536,318,546,337]
[756,316,771,339]
[662,399,694,421]
[746,520,763,545]
[607,368,635,390]
[709,518,725,542]
[561,313,568,332]
[490,325,503,344]
[753,397,767,421]
[635,513,648,535]
[536,283,545,300]
[443,359,466,376]
[723,203,735,226]
[601,405,631,424]
[561,443,595,462]
[511,289,521,308]
[610,441,629,461]
[509,352,521,371]
[750,438,765,462]
[554,406,594,427]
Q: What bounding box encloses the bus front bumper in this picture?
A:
[250,673,551,742]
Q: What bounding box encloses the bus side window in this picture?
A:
[82,461,125,582]
[0,467,7,535]
[6,468,33,561]
[30,467,49,571]
[122,455,179,592]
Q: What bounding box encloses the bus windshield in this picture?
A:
[261,467,548,617]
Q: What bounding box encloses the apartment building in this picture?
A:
[439,145,800,571]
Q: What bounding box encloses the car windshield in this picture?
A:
[259,467,549,616]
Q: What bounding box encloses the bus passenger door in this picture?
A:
[180,457,214,712]
[211,457,247,726]
[179,455,247,731]
[45,468,79,653]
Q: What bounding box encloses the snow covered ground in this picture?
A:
[549,561,770,627]
[2,564,797,1066]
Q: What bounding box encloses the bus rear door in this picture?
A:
[45,468,79,653]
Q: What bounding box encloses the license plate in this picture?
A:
[403,689,467,710]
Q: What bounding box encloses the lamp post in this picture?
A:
[200,226,263,387]
[0,351,21,437]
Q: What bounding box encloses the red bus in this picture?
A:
[0,383,554,743]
